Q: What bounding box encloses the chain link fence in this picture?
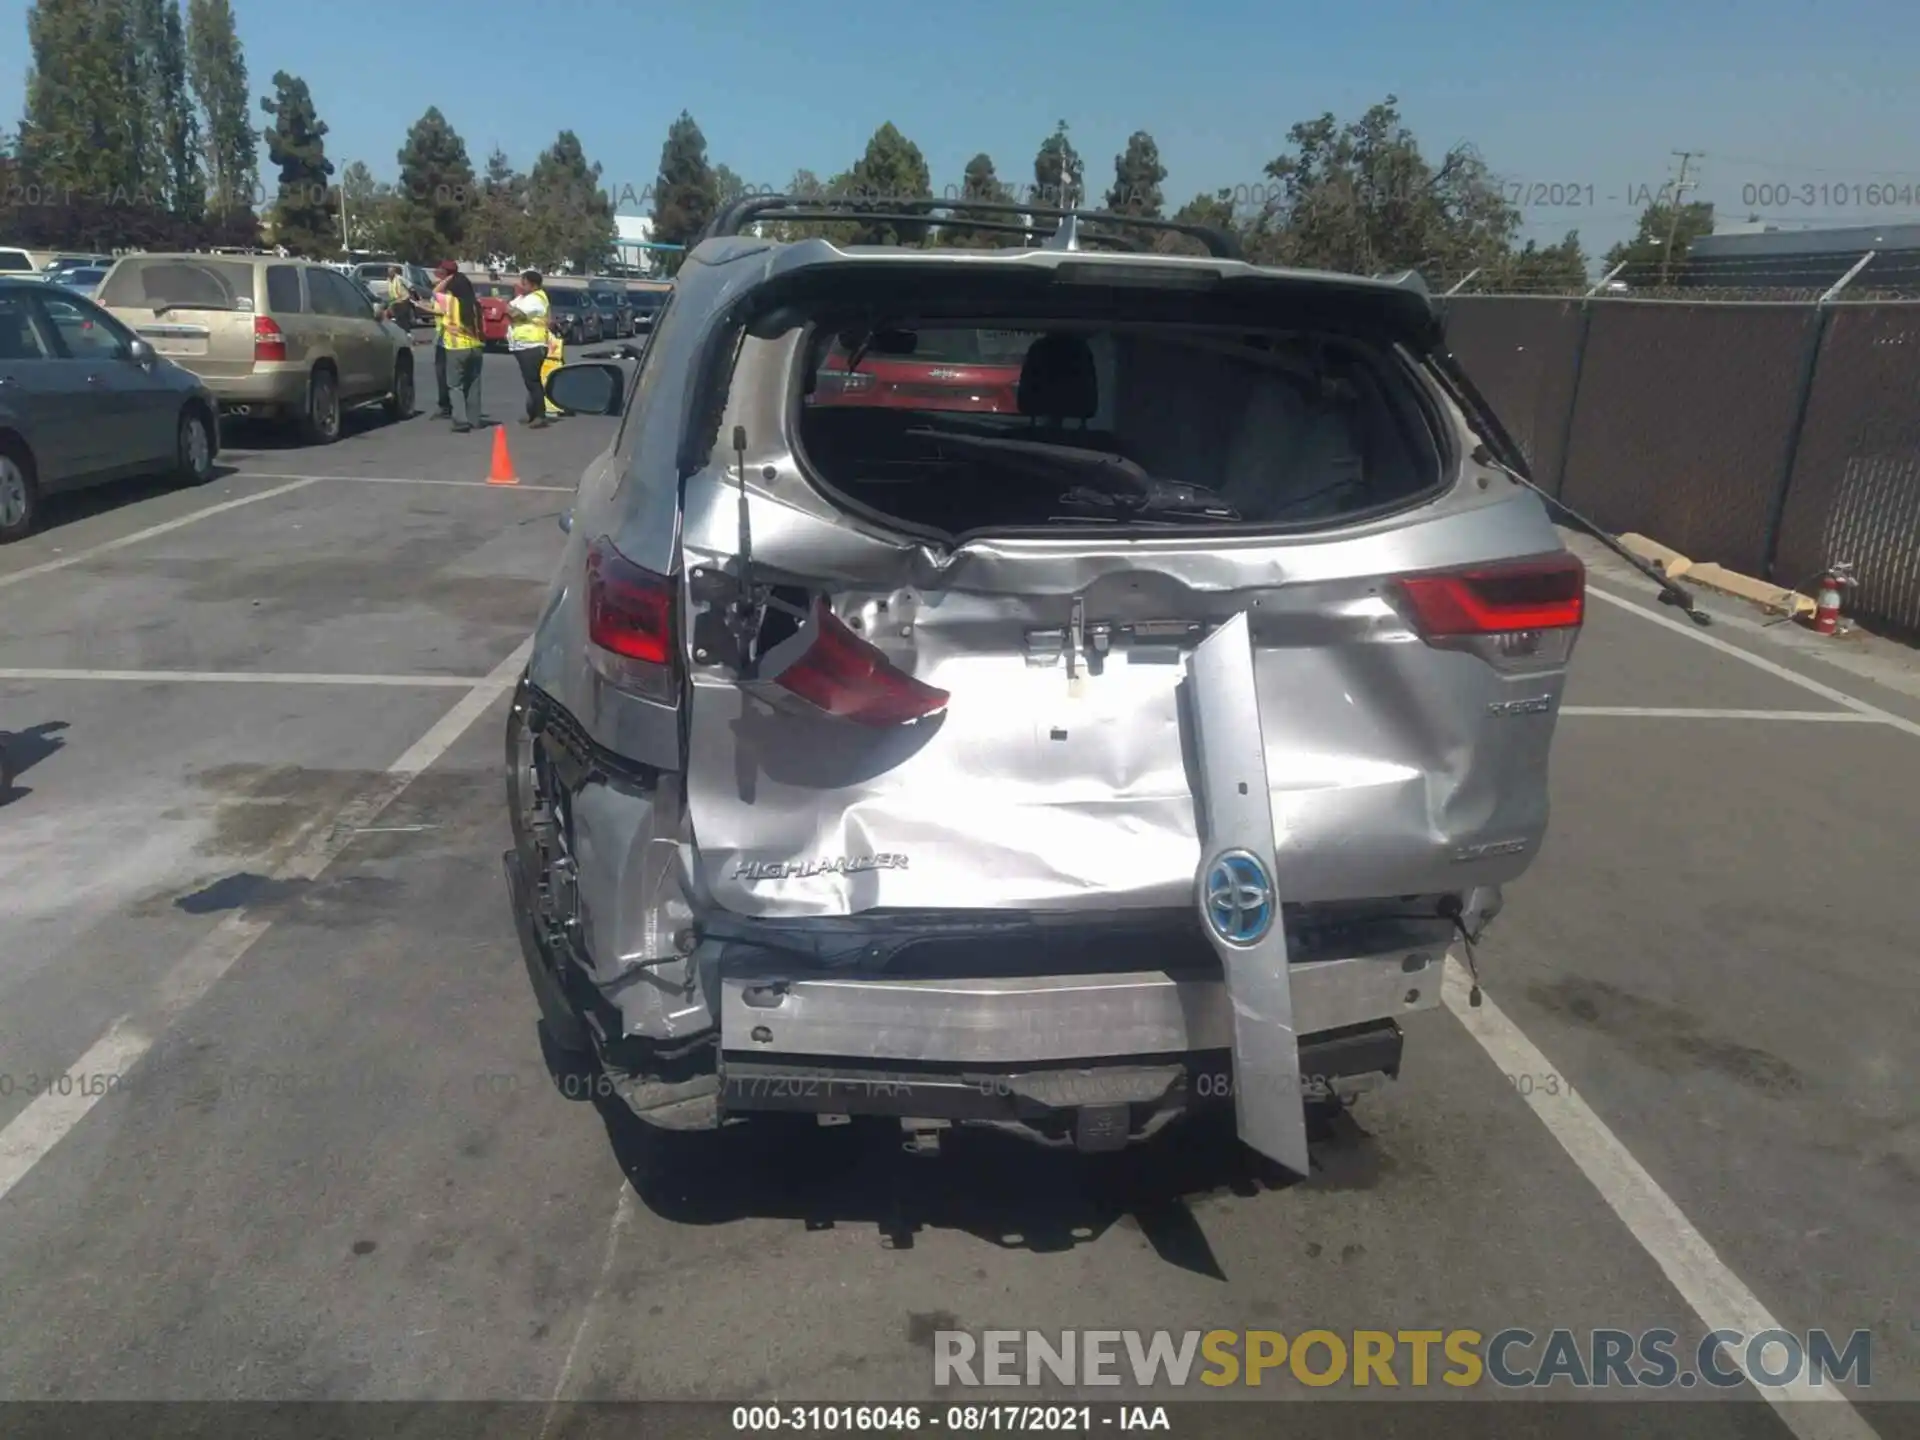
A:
[1442,292,1920,638]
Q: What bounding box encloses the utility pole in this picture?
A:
[1658,150,1700,286]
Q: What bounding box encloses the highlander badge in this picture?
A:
[734,854,910,881]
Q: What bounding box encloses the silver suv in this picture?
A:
[507,197,1586,1173]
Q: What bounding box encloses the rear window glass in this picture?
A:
[795,322,1441,534]
[0,252,32,272]
[594,293,618,309]
[550,291,583,308]
[628,291,667,312]
[100,259,253,311]
[265,265,303,314]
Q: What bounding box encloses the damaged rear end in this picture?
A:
[508,238,1583,1169]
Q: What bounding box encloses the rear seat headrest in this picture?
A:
[1018,334,1098,421]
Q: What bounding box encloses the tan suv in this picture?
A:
[97,253,415,444]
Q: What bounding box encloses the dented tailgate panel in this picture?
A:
[678,457,1567,919]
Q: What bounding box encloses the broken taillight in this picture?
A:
[766,599,949,726]
[253,316,286,362]
[585,536,677,700]
[1395,551,1585,666]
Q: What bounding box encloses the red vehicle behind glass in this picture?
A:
[808,329,1034,413]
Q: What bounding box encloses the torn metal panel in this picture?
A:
[1184,611,1308,1174]
[561,764,712,1042]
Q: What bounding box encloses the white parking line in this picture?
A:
[0,638,533,1205]
[1588,584,1920,741]
[239,472,575,494]
[0,668,488,687]
[1560,706,1878,722]
[1442,960,1880,1440]
[0,477,322,592]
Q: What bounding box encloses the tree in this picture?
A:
[944,151,1012,247]
[844,122,931,245]
[768,167,854,244]
[1604,197,1715,285]
[155,0,204,217]
[1106,130,1167,217]
[1252,94,1519,277]
[187,0,254,219]
[259,71,334,256]
[1033,120,1084,211]
[19,0,145,203]
[127,0,167,198]
[524,131,615,272]
[1152,188,1240,255]
[390,107,476,260]
[712,163,748,209]
[338,160,401,253]
[650,110,718,272]
[469,147,528,268]
[1492,230,1590,293]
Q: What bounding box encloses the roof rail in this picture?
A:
[700,195,1244,261]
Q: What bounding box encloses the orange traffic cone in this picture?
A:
[487,425,518,486]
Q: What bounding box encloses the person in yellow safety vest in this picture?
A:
[542,326,565,419]
[428,259,458,417]
[386,266,411,327]
[507,269,552,429]
[436,267,486,432]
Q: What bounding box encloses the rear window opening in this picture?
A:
[787,317,1448,537]
[99,258,253,312]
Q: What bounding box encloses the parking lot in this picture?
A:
[0,345,1915,1434]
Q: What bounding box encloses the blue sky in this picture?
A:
[6,0,1918,264]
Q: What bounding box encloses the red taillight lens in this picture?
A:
[253,316,286,362]
[1397,552,1586,637]
[771,600,949,726]
[586,537,674,665]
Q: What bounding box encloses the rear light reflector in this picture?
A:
[585,537,677,700]
[252,316,286,362]
[1396,552,1585,636]
[769,599,949,726]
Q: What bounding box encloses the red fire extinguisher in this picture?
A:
[1811,562,1855,635]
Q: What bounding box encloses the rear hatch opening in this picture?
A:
[777,298,1457,546]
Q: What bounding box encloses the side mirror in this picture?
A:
[127,337,157,365]
[557,508,573,535]
[545,362,624,416]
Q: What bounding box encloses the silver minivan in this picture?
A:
[508,198,1586,1173]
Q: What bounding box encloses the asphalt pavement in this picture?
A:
[0,359,1914,1435]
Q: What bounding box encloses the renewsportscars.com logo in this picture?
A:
[934,1328,1873,1390]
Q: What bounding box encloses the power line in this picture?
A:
[1659,151,1700,286]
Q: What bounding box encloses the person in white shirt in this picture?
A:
[507,271,553,428]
